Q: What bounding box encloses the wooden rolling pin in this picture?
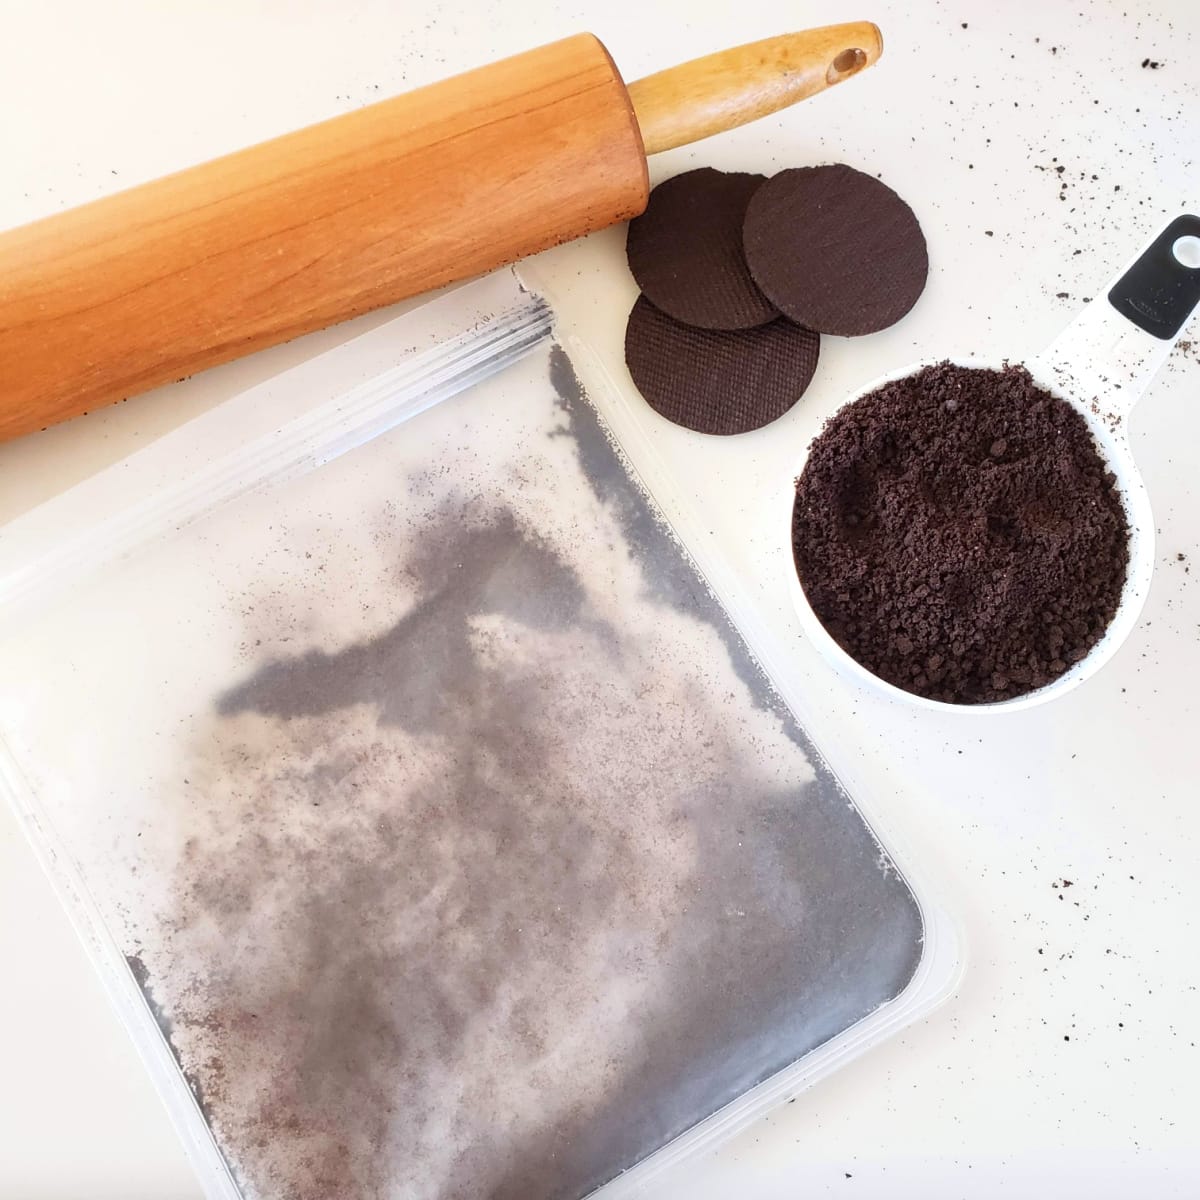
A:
[0,23,881,442]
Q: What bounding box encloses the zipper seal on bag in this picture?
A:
[0,291,554,617]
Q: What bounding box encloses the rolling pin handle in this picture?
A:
[627,22,883,156]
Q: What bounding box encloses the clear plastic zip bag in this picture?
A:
[0,270,959,1200]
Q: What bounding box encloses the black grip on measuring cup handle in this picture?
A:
[1107,214,1200,340]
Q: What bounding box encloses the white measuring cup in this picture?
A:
[789,214,1200,712]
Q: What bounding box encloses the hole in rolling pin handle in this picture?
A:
[827,48,868,84]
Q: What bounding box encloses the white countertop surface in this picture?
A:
[2,1,1198,1197]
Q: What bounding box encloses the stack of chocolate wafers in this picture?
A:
[624,164,928,435]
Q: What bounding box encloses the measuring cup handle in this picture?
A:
[1036,213,1200,424]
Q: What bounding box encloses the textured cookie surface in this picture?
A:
[626,168,779,330]
[743,164,928,336]
[624,296,819,435]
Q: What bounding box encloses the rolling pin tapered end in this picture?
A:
[628,22,884,156]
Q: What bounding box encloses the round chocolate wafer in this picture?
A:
[626,168,779,330]
[624,296,819,435]
[743,164,928,336]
